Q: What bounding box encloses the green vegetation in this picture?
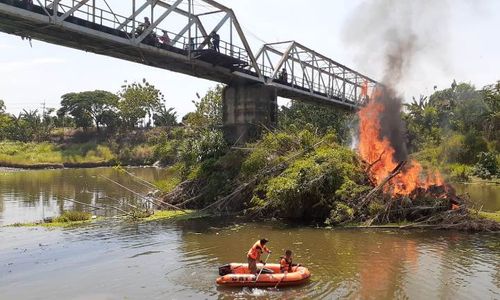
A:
[59,90,119,131]
[11,211,94,228]
[7,210,196,228]
[476,211,500,223]
[139,209,197,222]
[405,81,500,182]
[53,211,92,222]
[0,141,114,167]
[151,80,498,230]
[154,87,371,222]
[1,77,498,228]
[0,79,176,168]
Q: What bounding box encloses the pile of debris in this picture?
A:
[352,160,499,231]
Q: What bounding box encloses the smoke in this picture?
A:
[342,0,452,161]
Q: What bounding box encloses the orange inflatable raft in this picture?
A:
[216,263,311,287]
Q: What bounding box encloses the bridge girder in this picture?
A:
[255,41,378,106]
[0,0,378,109]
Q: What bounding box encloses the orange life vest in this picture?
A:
[247,240,268,260]
[280,256,292,272]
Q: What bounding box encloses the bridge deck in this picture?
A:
[0,0,377,109]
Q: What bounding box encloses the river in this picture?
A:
[0,167,499,299]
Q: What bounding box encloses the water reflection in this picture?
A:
[0,218,499,299]
[0,167,167,225]
[453,183,500,212]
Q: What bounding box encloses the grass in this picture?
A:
[7,210,201,228]
[0,141,115,166]
[11,219,94,228]
[139,209,197,222]
[154,163,184,192]
[474,210,500,223]
[53,211,92,222]
[9,211,94,228]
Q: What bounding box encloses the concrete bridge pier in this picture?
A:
[222,83,278,145]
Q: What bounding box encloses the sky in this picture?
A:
[0,0,499,117]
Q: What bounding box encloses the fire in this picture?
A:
[358,87,444,196]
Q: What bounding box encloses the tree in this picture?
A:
[428,82,481,131]
[58,90,119,131]
[7,109,49,142]
[153,105,177,127]
[482,81,500,143]
[118,79,164,129]
[279,100,350,142]
[0,113,14,140]
[184,85,223,128]
[0,99,5,113]
[403,95,441,151]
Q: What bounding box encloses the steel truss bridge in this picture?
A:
[0,0,378,108]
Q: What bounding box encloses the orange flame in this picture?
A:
[358,88,444,196]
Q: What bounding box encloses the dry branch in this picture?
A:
[63,197,131,215]
[100,175,186,213]
[358,160,407,208]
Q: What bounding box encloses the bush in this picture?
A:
[473,152,498,179]
[155,163,183,192]
[368,201,384,216]
[447,164,473,182]
[53,211,92,223]
[179,130,227,165]
[154,141,177,165]
[325,203,354,225]
[241,148,269,177]
[263,141,364,220]
[440,133,488,165]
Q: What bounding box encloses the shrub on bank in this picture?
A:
[446,164,473,182]
[473,151,499,179]
[53,211,92,223]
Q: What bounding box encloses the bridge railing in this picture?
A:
[255,41,378,105]
[191,37,250,64]
[1,0,377,106]
[41,0,191,48]
[25,0,255,64]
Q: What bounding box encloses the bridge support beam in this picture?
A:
[222,83,277,145]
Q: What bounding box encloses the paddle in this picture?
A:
[274,271,287,289]
[254,252,271,285]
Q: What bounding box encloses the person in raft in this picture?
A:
[280,250,293,273]
[279,249,301,273]
[247,238,271,274]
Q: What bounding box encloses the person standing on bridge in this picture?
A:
[211,31,220,53]
[159,30,171,46]
[143,17,151,28]
[280,67,288,83]
[135,17,150,37]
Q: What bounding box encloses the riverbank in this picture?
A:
[0,141,156,169]
[7,209,198,228]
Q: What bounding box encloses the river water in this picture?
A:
[0,168,499,299]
